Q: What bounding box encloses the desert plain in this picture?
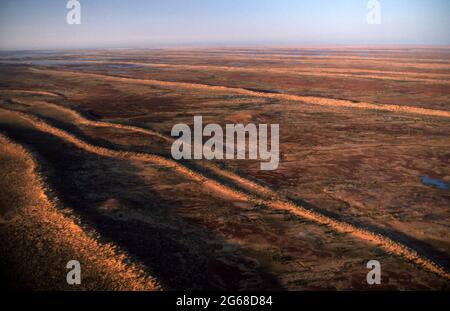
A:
[0,46,449,290]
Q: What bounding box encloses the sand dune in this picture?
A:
[32,69,450,118]
[0,89,61,97]
[6,93,276,197]
[62,60,450,84]
[0,133,161,290]
[1,106,448,281]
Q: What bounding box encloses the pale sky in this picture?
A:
[0,0,449,50]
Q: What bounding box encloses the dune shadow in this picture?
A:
[0,121,282,290]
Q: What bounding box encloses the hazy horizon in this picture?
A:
[1,0,450,50]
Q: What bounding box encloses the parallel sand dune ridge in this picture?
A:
[46,60,450,85]
[2,47,449,288]
[30,68,450,119]
[1,105,448,282]
[6,95,277,198]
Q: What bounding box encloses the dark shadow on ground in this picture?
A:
[0,122,282,290]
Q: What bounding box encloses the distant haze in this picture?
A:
[1,0,449,50]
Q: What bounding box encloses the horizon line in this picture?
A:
[2,42,450,53]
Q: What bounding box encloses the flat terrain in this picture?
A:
[0,46,449,290]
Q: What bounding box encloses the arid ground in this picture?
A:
[0,46,449,290]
